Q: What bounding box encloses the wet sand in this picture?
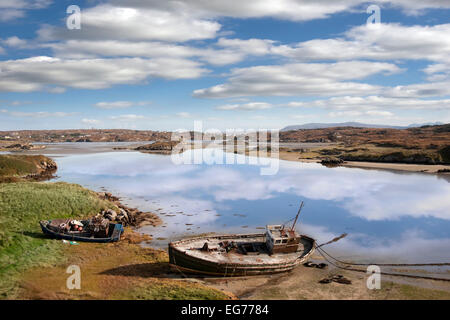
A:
[199,254,450,300]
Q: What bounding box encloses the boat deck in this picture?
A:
[170,233,314,266]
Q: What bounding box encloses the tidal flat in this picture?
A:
[1,142,450,299]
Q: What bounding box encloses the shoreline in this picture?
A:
[3,143,450,300]
[275,150,450,174]
[96,191,162,228]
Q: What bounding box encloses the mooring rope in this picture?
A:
[314,245,450,282]
[316,243,450,267]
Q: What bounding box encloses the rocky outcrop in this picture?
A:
[96,192,162,228]
[5,143,46,150]
[134,141,179,155]
[340,152,439,164]
[320,157,344,167]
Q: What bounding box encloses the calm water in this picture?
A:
[46,146,450,264]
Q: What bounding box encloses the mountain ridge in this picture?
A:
[281,122,444,131]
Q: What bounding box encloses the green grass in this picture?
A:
[0,155,42,177]
[0,182,117,298]
[123,282,229,300]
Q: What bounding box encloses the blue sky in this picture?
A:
[0,0,449,130]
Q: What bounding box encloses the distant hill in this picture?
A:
[281,122,444,131]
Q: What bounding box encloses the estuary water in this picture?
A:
[44,144,450,264]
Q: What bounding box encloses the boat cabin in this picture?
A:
[265,225,301,254]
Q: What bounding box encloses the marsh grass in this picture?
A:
[0,155,45,177]
[0,182,117,298]
[122,282,229,300]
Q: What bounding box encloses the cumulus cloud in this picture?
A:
[0,0,51,21]
[45,40,246,66]
[0,56,208,92]
[386,81,450,98]
[38,4,221,43]
[193,61,401,98]
[271,23,450,64]
[109,0,450,21]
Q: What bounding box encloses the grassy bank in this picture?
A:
[17,230,231,300]
[0,155,56,182]
[0,181,230,300]
[0,182,117,298]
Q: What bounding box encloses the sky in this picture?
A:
[0,0,450,131]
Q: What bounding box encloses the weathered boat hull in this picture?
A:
[40,220,124,243]
[169,233,315,276]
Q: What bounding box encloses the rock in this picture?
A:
[104,209,117,221]
[320,157,344,167]
[119,208,129,221]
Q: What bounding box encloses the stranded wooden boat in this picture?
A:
[168,202,315,276]
[40,219,124,243]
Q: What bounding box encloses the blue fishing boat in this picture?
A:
[40,219,124,243]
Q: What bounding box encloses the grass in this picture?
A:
[122,282,230,300]
[0,181,230,300]
[0,181,117,298]
[15,228,230,300]
[0,155,42,177]
[0,155,56,182]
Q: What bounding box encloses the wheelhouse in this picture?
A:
[265,224,302,254]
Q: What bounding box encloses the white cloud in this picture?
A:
[45,39,246,66]
[38,4,221,43]
[110,1,450,22]
[2,36,28,48]
[272,23,450,64]
[0,109,76,118]
[95,101,151,109]
[0,9,24,21]
[216,38,275,56]
[386,81,450,98]
[193,61,401,98]
[109,114,146,121]
[216,102,273,111]
[0,0,51,21]
[176,112,192,118]
[328,110,393,118]
[285,96,450,111]
[81,118,101,125]
[0,56,208,92]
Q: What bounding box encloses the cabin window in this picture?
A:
[275,239,281,244]
[282,239,288,244]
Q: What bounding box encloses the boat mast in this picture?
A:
[291,201,304,231]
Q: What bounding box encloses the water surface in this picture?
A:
[45,145,450,265]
